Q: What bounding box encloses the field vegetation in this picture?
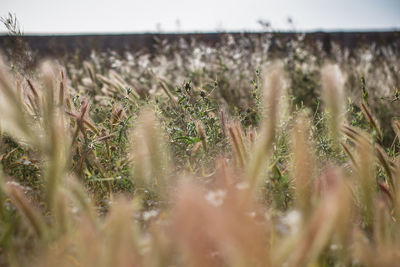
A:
[0,13,400,266]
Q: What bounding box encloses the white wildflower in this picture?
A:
[204,189,227,207]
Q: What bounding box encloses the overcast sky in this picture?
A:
[1,0,400,34]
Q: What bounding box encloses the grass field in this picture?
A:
[1,15,400,266]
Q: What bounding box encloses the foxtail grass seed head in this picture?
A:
[375,144,394,190]
[392,120,400,142]
[292,111,314,218]
[83,61,95,82]
[41,61,57,109]
[247,61,284,190]
[355,134,376,230]
[321,63,345,147]
[5,182,45,238]
[274,167,351,267]
[130,106,171,194]
[102,198,140,267]
[171,180,269,267]
[0,57,41,147]
[227,121,247,168]
[360,101,383,141]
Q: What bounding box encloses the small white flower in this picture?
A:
[330,244,342,251]
[236,181,249,190]
[143,210,159,221]
[278,210,301,235]
[246,211,256,218]
[205,189,227,207]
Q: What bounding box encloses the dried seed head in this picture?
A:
[355,134,376,229]
[5,182,45,237]
[392,120,400,141]
[0,57,41,147]
[227,121,247,168]
[321,63,345,146]
[292,111,315,218]
[171,180,269,267]
[130,106,171,194]
[247,61,284,190]
[41,61,57,105]
[360,101,382,141]
[83,61,95,82]
[110,103,124,126]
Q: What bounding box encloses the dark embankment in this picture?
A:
[0,31,399,59]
